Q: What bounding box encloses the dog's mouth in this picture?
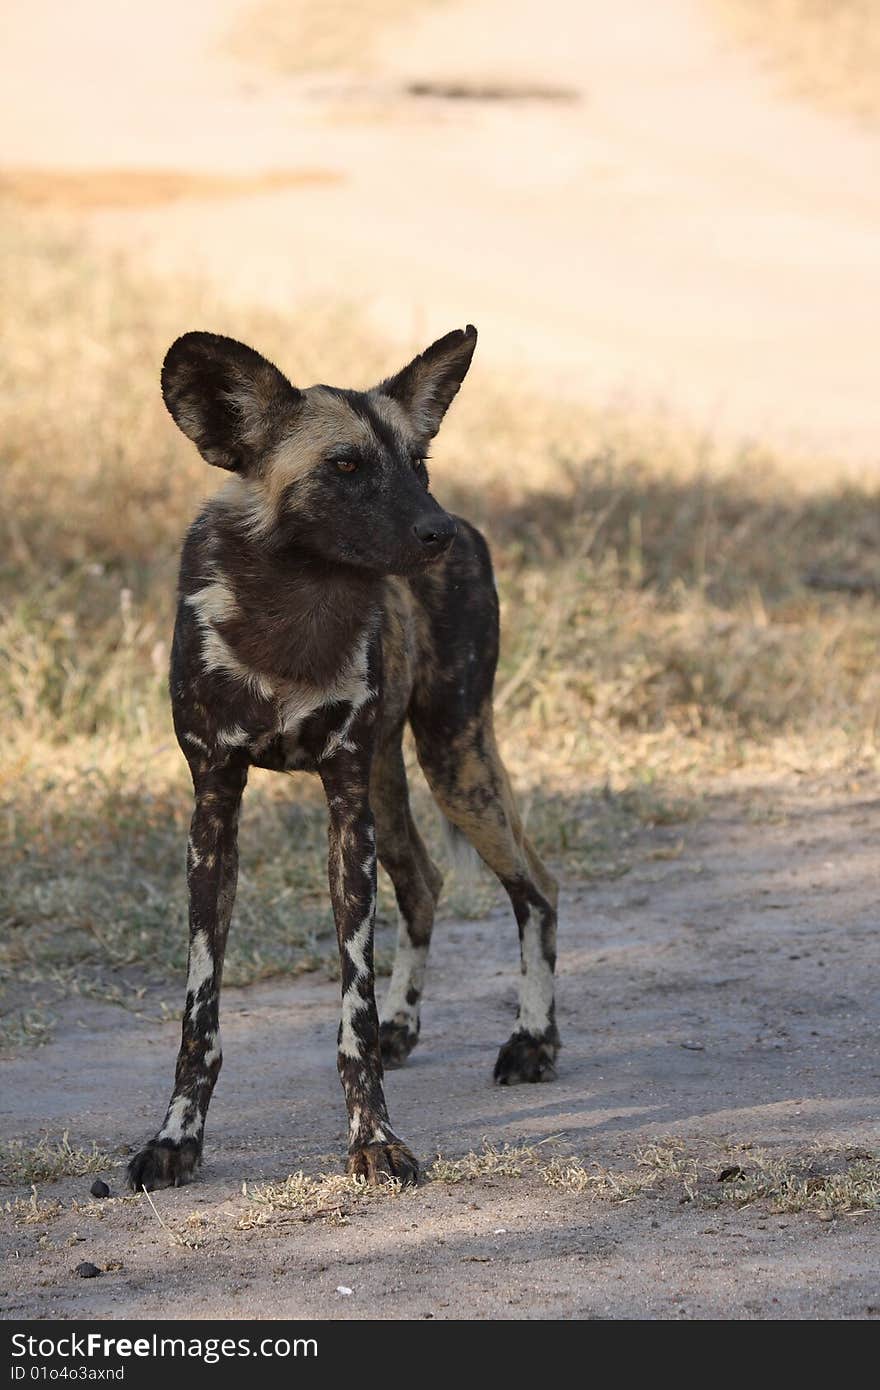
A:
[416,544,451,566]
[411,539,454,570]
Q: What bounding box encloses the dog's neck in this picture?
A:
[190,505,384,690]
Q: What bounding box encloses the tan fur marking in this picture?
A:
[368,391,415,445]
[216,389,382,541]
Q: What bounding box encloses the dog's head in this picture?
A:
[161,326,477,575]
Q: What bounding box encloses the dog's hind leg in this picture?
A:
[412,701,560,1084]
[371,730,443,1067]
[128,759,247,1189]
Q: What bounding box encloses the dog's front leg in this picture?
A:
[319,754,419,1185]
[128,760,247,1190]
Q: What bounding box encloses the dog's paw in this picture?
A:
[379,1020,419,1069]
[346,1140,419,1186]
[493,1031,559,1085]
[127,1138,201,1191]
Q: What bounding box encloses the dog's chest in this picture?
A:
[192,630,377,773]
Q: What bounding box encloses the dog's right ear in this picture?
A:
[161,332,301,472]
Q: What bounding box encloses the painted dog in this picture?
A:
[128,326,559,1190]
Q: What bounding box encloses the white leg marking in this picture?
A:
[203,1029,222,1069]
[516,906,554,1036]
[185,930,214,1024]
[338,984,368,1059]
[159,1094,202,1142]
[381,911,427,1030]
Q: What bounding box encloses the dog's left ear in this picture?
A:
[377,325,477,439]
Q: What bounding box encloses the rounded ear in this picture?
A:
[377,325,477,440]
[161,331,301,472]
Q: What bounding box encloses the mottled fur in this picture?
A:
[128,327,559,1192]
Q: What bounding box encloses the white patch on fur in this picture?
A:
[185,577,273,699]
[187,930,214,992]
[216,723,251,749]
[273,628,376,754]
[338,984,367,1059]
[381,913,427,1029]
[318,632,375,759]
[203,1030,222,1069]
[182,731,210,753]
[186,837,201,871]
[159,1094,201,1142]
[516,907,555,1036]
[345,910,373,980]
[185,929,214,1026]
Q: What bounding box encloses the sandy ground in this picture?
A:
[3,0,880,1323]
[3,0,880,464]
[2,785,878,1320]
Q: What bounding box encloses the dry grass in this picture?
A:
[429,1139,880,1216]
[701,1144,880,1215]
[541,1156,668,1202]
[714,0,880,122]
[3,1189,65,1226]
[238,1170,404,1227]
[226,0,442,77]
[3,210,880,1039]
[0,169,340,211]
[429,1141,541,1183]
[0,1133,114,1187]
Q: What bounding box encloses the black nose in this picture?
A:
[413,514,456,554]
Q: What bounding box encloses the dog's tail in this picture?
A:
[441,816,481,888]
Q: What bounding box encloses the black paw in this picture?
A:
[379,1020,419,1069]
[127,1138,201,1191]
[347,1140,420,1186]
[493,1031,560,1085]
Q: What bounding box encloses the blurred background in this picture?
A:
[2,0,880,1032]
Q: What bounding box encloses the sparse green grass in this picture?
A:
[0,1133,115,1187]
[0,1006,56,1055]
[714,0,880,123]
[4,212,880,1043]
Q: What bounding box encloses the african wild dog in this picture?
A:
[128,326,559,1191]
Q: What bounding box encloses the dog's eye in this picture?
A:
[334,458,358,474]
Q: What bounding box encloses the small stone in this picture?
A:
[90,1179,110,1199]
[336,1285,353,1296]
[75,1262,102,1279]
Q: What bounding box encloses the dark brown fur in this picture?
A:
[128,327,559,1192]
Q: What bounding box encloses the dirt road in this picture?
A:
[2,0,879,1322]
[3,0,880,463]
[2,786,878,1319]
